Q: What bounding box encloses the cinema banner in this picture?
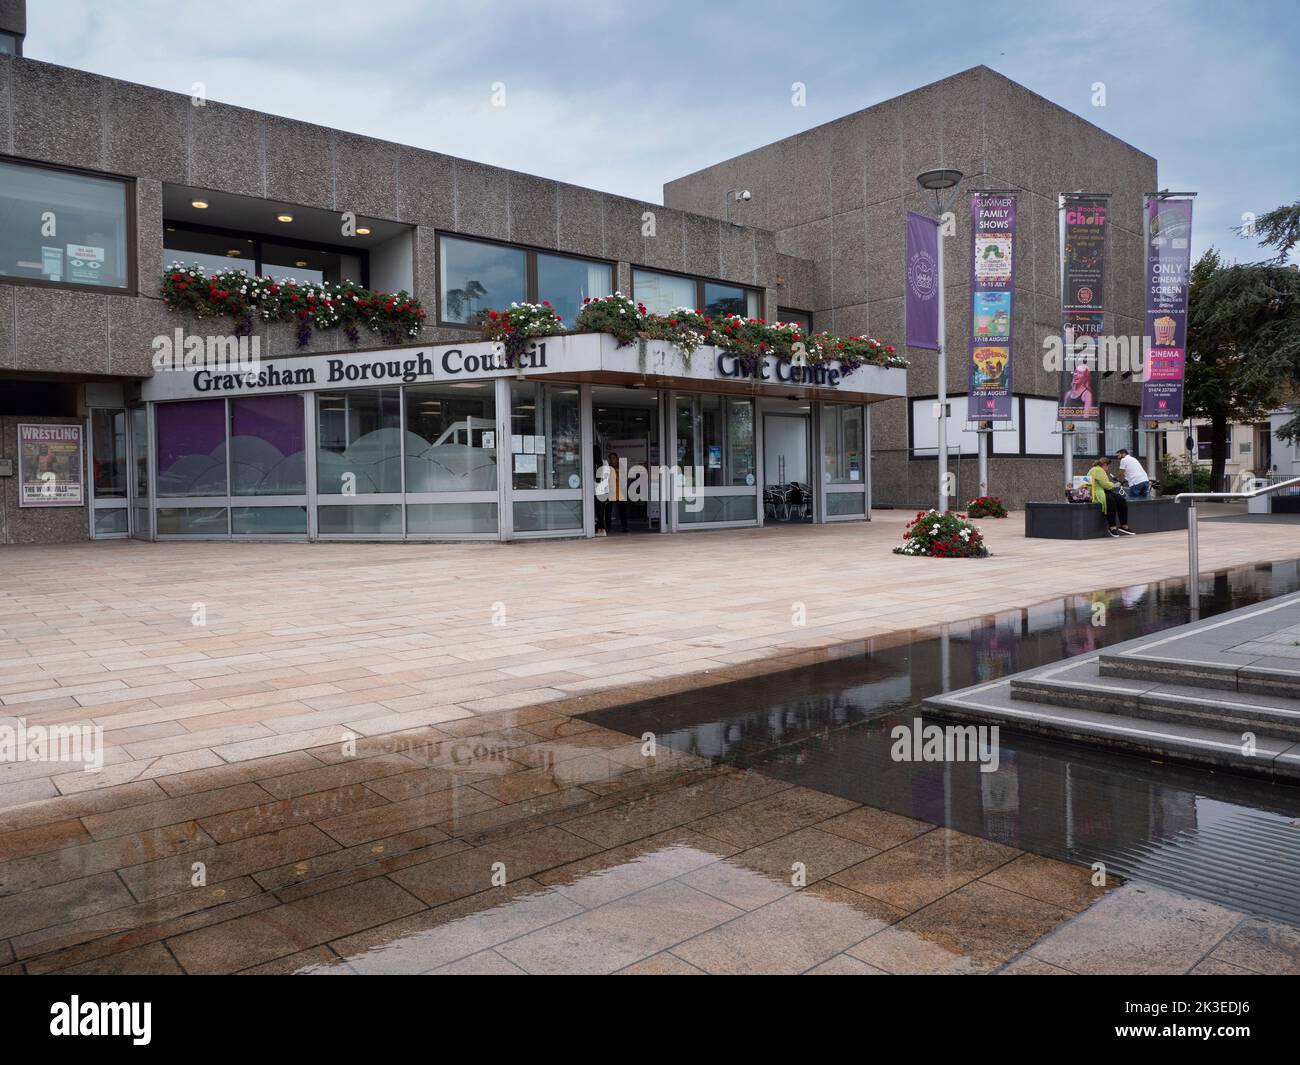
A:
[967,193,1016,422]
[1059,194,1109,421]
[18,423,84,507]
[1141,196,1195,420]
[905,211,939,351]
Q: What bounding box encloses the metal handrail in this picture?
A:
[1176,476,1300,612]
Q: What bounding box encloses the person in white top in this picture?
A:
[1116,449,1151,498]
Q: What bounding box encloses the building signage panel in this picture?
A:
[17,424,84,507]
[139,332,901,404]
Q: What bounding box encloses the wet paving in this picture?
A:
[3,562,1300,974]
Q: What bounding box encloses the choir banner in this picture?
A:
[1141,196,1195,420]
[1059,195,1109,420]
[905,211,940,351]
[967,193,1017,421]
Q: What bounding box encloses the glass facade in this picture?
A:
[0,160,130,289]
[139,380,872,540]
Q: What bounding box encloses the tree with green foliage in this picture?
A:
[1185,247,1300,487]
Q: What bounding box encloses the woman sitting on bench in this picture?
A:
[1087,457,1134,537]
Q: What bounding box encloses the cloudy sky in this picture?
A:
[27,0,1299,263]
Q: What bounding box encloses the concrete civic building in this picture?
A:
[0,2,1157,545]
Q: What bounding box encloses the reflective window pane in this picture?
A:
[537,253,611,328]
[230,394,305,495]
[156,507,228,535]
[405,383,497,492]
[316,389,402,494]
[156,400,228,497]
[163,229,255,276]
[827,492,866,516]
[317,504,403,535]
[513,500,582,532]
[260,242,360,287]
[678,495,757,524]
[1104,405,1135,456]
[824,404,864,484]
[0,160,130,288]
[440,236,525,324]
[704,282,751,320]
[509,383,580,491]
[231,506,307,535]
[93,508,129,535]
[634,269,696,316]
[91,409,127,498]
[407,502,498,535]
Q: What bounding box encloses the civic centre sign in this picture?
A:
[141,333,899,403]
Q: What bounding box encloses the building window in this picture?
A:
[91,409,128,499]
[0,158,131,290]
[439,236,526,324]
[634,269,696,315]
[316,389,403,494]
[824,404,864,484]
[404,382,497,492]
[155,400,227,497]
[703,282,761,320]
[1103,405,1135,457]
[633,268,761,320]
[163,226,365,286]
[778,308,813,332]
[0,32,21,56]
[1196,425,1214,461]
[509,381,581,491]
[536,252,612,328]
[229,395,306,495]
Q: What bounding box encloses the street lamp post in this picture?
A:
[917,168,963,514]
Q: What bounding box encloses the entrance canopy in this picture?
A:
[140,332,907,405]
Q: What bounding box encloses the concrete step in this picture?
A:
[1010,658,1300,740]
[923,680,1300,783]
[1098,651,1300,697]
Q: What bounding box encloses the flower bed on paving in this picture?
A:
[161,264,426,347]
[965,496,1008,518]
[894,509,988,558]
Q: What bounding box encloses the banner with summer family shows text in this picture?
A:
[967,193,1016,421]
[1141,196,1194,420]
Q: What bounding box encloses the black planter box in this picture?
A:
[1024,498,1190,539]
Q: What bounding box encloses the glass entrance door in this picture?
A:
[763,413,813,523]
[89,408,130,537]
[129,406,151,539]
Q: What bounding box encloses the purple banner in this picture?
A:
[1140,197,1194,421]
[1059,195,1109,421]
[905,211,939,351]
[967,193,1017,421]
